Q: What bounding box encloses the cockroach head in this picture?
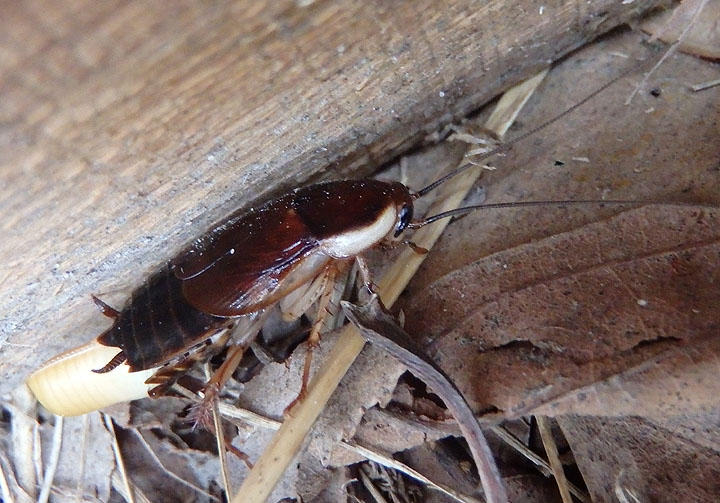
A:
[388,181,414,237]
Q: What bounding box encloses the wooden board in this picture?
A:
[0,0,664,392]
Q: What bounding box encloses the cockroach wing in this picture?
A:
[173,193,328,317]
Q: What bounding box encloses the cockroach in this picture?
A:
[24,61,671,419]
[26,178,415,416]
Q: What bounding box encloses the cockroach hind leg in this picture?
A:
[284,266,339,416]
[189,344,249,429]
[189,382,220,431]
[91,295,120,319]
[91,349,126,373]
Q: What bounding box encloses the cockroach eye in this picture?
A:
[394,204,413,237]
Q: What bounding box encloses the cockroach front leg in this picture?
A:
[355,255,376,294]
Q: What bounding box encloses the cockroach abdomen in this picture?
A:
[97,266,227,371]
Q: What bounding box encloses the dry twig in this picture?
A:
[36,415,63,503]
[101,413,135,503]
[536,416,573,503]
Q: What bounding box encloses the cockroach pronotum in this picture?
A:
[24,58,676,419]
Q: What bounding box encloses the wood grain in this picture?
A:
[0,0,663,392]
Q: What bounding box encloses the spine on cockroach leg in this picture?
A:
[26,339,158,417]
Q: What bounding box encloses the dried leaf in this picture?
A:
[404,205,720,416]
[558,415,720,502]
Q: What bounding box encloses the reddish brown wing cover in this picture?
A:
[174,192,320,316]
[173,180,410,317]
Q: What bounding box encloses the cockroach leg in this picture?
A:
[91,295,120,319]
[355,255,376,293]
[196,401,254,469]
[285,265,340,414]
[226,443,254,470]
[146,357,198,397]
[308,266,341,348]
[146,329,233,397]
[279,272,328,322]
[190,312,272,426]
[192,343,250,429]
[91,349,126,373]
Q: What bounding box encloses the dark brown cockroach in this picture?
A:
[26,180,414,416]
[25,65,651,418]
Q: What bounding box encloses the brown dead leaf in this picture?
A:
[404,204,720,417]
[532,333,720,429]
[558,415,720,502]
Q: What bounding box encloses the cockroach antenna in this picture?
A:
[406,51,689,228]
[413,61,643,200]
[407,199,645,229]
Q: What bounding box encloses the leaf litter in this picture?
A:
[3,13,720,503]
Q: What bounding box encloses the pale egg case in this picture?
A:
[26,340,158,417]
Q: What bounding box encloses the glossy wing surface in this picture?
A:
[173,194,322,317]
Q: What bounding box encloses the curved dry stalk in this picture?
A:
[342,296,506,503]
